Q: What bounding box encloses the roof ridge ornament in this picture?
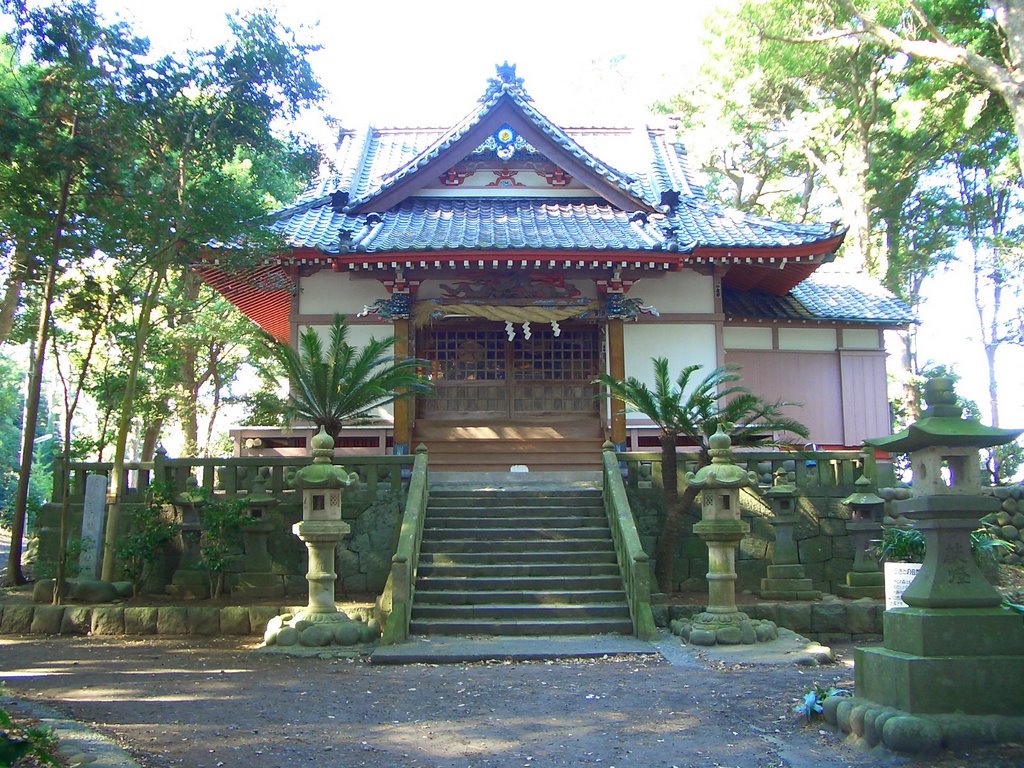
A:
[483,61,532,102]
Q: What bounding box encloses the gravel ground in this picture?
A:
[1,635,1021,768]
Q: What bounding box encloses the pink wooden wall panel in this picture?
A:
[724,350,844,446]
[839,350,890,445]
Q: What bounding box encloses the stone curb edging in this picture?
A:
[2,696,142,768]
[1,599,881,639]
[0,603,375,637]
[823,694,1024,754]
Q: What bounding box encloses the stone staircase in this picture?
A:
[412,418,604,473]
[410,487,634,636]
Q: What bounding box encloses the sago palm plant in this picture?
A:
[596,359,808,593]
[266,314,432,440]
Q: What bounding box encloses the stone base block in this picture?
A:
[836,584,884,599]
[765,564,806,579]
[856,647,1024,715]
[884,607,1024,657]
[846,570,884,587]
[759,588,823,601]
[233,573,285,599]
[166,570,209,600]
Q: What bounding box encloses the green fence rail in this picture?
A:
[616,448,885,497]
[378,445,429,645]
[53,450,413,505]
[602,444,657,640]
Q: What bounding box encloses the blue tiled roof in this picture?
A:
[723,270,914,325]
[268,71,840,258]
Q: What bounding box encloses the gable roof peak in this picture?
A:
[483,61,532,103]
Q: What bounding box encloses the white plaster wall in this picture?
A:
[630,272,714,314]
[842,328,882,350]
[299,271,382,315]
[302,323,395,419]
[723,326,773,350]
[778,327,837,351]
[621,323,717,423]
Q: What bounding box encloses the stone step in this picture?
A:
[417,563,621,580]
[429,490,601,501]
[419,550,618,566]
[427,500,604,513]
[419,526,612,541]
[416,575,625,592]
[412,589,628,605]
[424,515,605,529]
[412,602,630,621]
[419,538,615,554]
[408,618,635,636]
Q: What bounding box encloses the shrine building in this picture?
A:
[201,64,911,471]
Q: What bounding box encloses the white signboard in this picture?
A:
[884,561,923,610]
[79,474,108,579]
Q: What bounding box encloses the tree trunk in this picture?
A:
[653,434,681,594]
[3,159,73,586]
[141,417,164,462]
[101,265,166,581]
[0,250,31,345]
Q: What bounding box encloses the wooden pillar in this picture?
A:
[393,318,411,454]
[608,319,627,446]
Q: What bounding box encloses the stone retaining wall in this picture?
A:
[651,598,885,644]
[628,486,859,595]
[0,602,374,638]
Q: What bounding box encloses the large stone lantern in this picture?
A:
[291,427,359,622]
[836,475,885,599]
[832,377,1024,752]
[687,426,759,645]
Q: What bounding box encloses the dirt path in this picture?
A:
[1,636,1019,768]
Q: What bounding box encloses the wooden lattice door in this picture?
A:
[419,323,600,420]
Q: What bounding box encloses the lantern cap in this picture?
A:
[686,426,757,489]
[866,378,1021,452]
[841,474,884,508]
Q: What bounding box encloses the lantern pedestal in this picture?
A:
[292,519,351,620]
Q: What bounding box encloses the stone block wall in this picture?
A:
[627,485,859,595]
[984,485,1024,566]
[29,486,405,599]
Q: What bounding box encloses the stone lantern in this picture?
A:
[836,475,885,599]
[168,476,208,599]
[841,377,1024,749]
[759,468,821,601]
[687,426,759,645]
[290,427,359,623]
[236,466,283,599]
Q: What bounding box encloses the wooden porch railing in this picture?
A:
[602,443,657,640]
[378,445,429,645]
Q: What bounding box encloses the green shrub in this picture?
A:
[0,685,58,766]
[198,493,249,599]
[116,482,177,596]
